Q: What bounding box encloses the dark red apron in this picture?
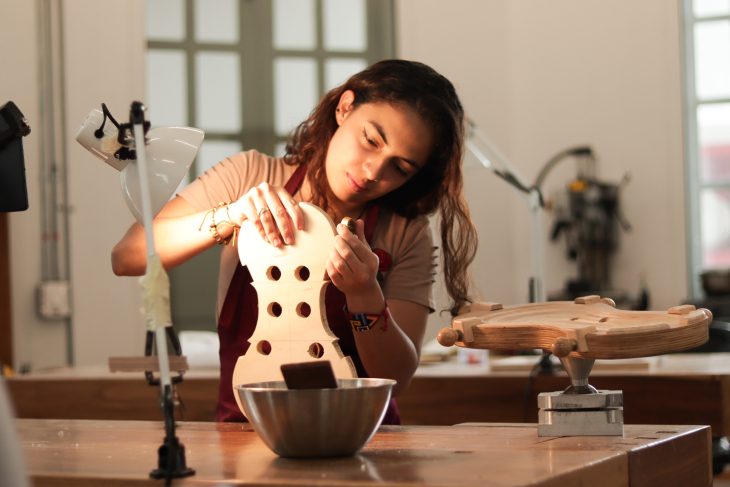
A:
[216,163,401,424]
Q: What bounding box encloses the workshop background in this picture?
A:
[0,0,707,371]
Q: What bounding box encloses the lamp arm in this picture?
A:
[468,121,533,192]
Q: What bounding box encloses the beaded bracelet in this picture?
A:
[199,202,238,246]
[343,301,389,332]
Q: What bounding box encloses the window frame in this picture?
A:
[147,0,395,176]
[681,0,730,298]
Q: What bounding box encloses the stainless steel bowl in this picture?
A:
[235,378,395,458]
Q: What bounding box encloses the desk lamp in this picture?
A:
[77,102,203,482]
[76,103,203,223]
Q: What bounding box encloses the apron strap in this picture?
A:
[363,204,379,245]
[284,162,308,196]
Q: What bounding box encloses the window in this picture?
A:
[683,0,730,297]
[145,0,394,331]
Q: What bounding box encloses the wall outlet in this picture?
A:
[37,280,71,320]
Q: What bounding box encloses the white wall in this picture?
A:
[1,0,690,366]
[0,0,147,370]
[397,0,688,340]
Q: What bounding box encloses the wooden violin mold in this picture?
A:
[438,296,711,360]
[232,203,357,416]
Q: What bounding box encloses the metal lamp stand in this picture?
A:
[128,102,195,481]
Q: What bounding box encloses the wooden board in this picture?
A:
[232,203,356,415]
[14,419,712,487]
[444,297,711,359]
[8,359,730,438]
[108,356,189,373]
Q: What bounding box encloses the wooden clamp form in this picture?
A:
[441,296,712,359]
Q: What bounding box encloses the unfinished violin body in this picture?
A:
[232,203,357,415]
[438,296,711,360]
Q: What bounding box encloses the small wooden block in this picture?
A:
[109,356,189,373]
[281,361,338,389]
[680,309,710,326]
[668,305,696,315]
[600,298,616,308]
[457,305,471,316]
[565,325,596,352]
[453,317,481,343]
[471,301,503,312]
[575,295,601,305]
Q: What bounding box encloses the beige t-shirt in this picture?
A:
[178,150,436,320]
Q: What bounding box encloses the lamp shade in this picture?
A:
[76,109,204,224]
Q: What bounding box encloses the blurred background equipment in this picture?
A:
[0,101,31,213]
[0,100,31,487]
[540,147,644,309]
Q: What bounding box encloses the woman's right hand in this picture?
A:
[229,182,305,247]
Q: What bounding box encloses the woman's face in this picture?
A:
[324,91,432,213]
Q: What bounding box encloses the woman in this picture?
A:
[112,60,477,423]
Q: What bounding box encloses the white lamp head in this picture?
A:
[76,108,204,224]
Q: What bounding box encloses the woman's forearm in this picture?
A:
[111,198,236,276]
[352,315,419,396]
[348,291,426,397]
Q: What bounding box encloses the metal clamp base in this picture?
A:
[537,390,624,437]
[538,390,623,409]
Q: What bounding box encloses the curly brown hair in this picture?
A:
[286,60,477,315]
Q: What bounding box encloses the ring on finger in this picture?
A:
[257,206,270,217]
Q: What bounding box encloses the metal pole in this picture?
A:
[132,120,171,390]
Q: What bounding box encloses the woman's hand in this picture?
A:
[228,182,304,247]
[326,219,384,312]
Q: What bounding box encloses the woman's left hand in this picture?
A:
[326,219,383,308]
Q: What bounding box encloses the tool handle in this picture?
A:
[437,328,463,347]
[551,337,577,357]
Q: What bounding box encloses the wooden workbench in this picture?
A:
[8,354,730,437]
[400,354,730,435]
[16,419,711,486]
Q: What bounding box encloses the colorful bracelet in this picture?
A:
[344,301,389,332]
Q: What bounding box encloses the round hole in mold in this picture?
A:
[266,266,281,281]
[308,342,324,359]
[267,302,282,317]
[295,265,310,281]
[296,302,312,318]
[257,340,272,355]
